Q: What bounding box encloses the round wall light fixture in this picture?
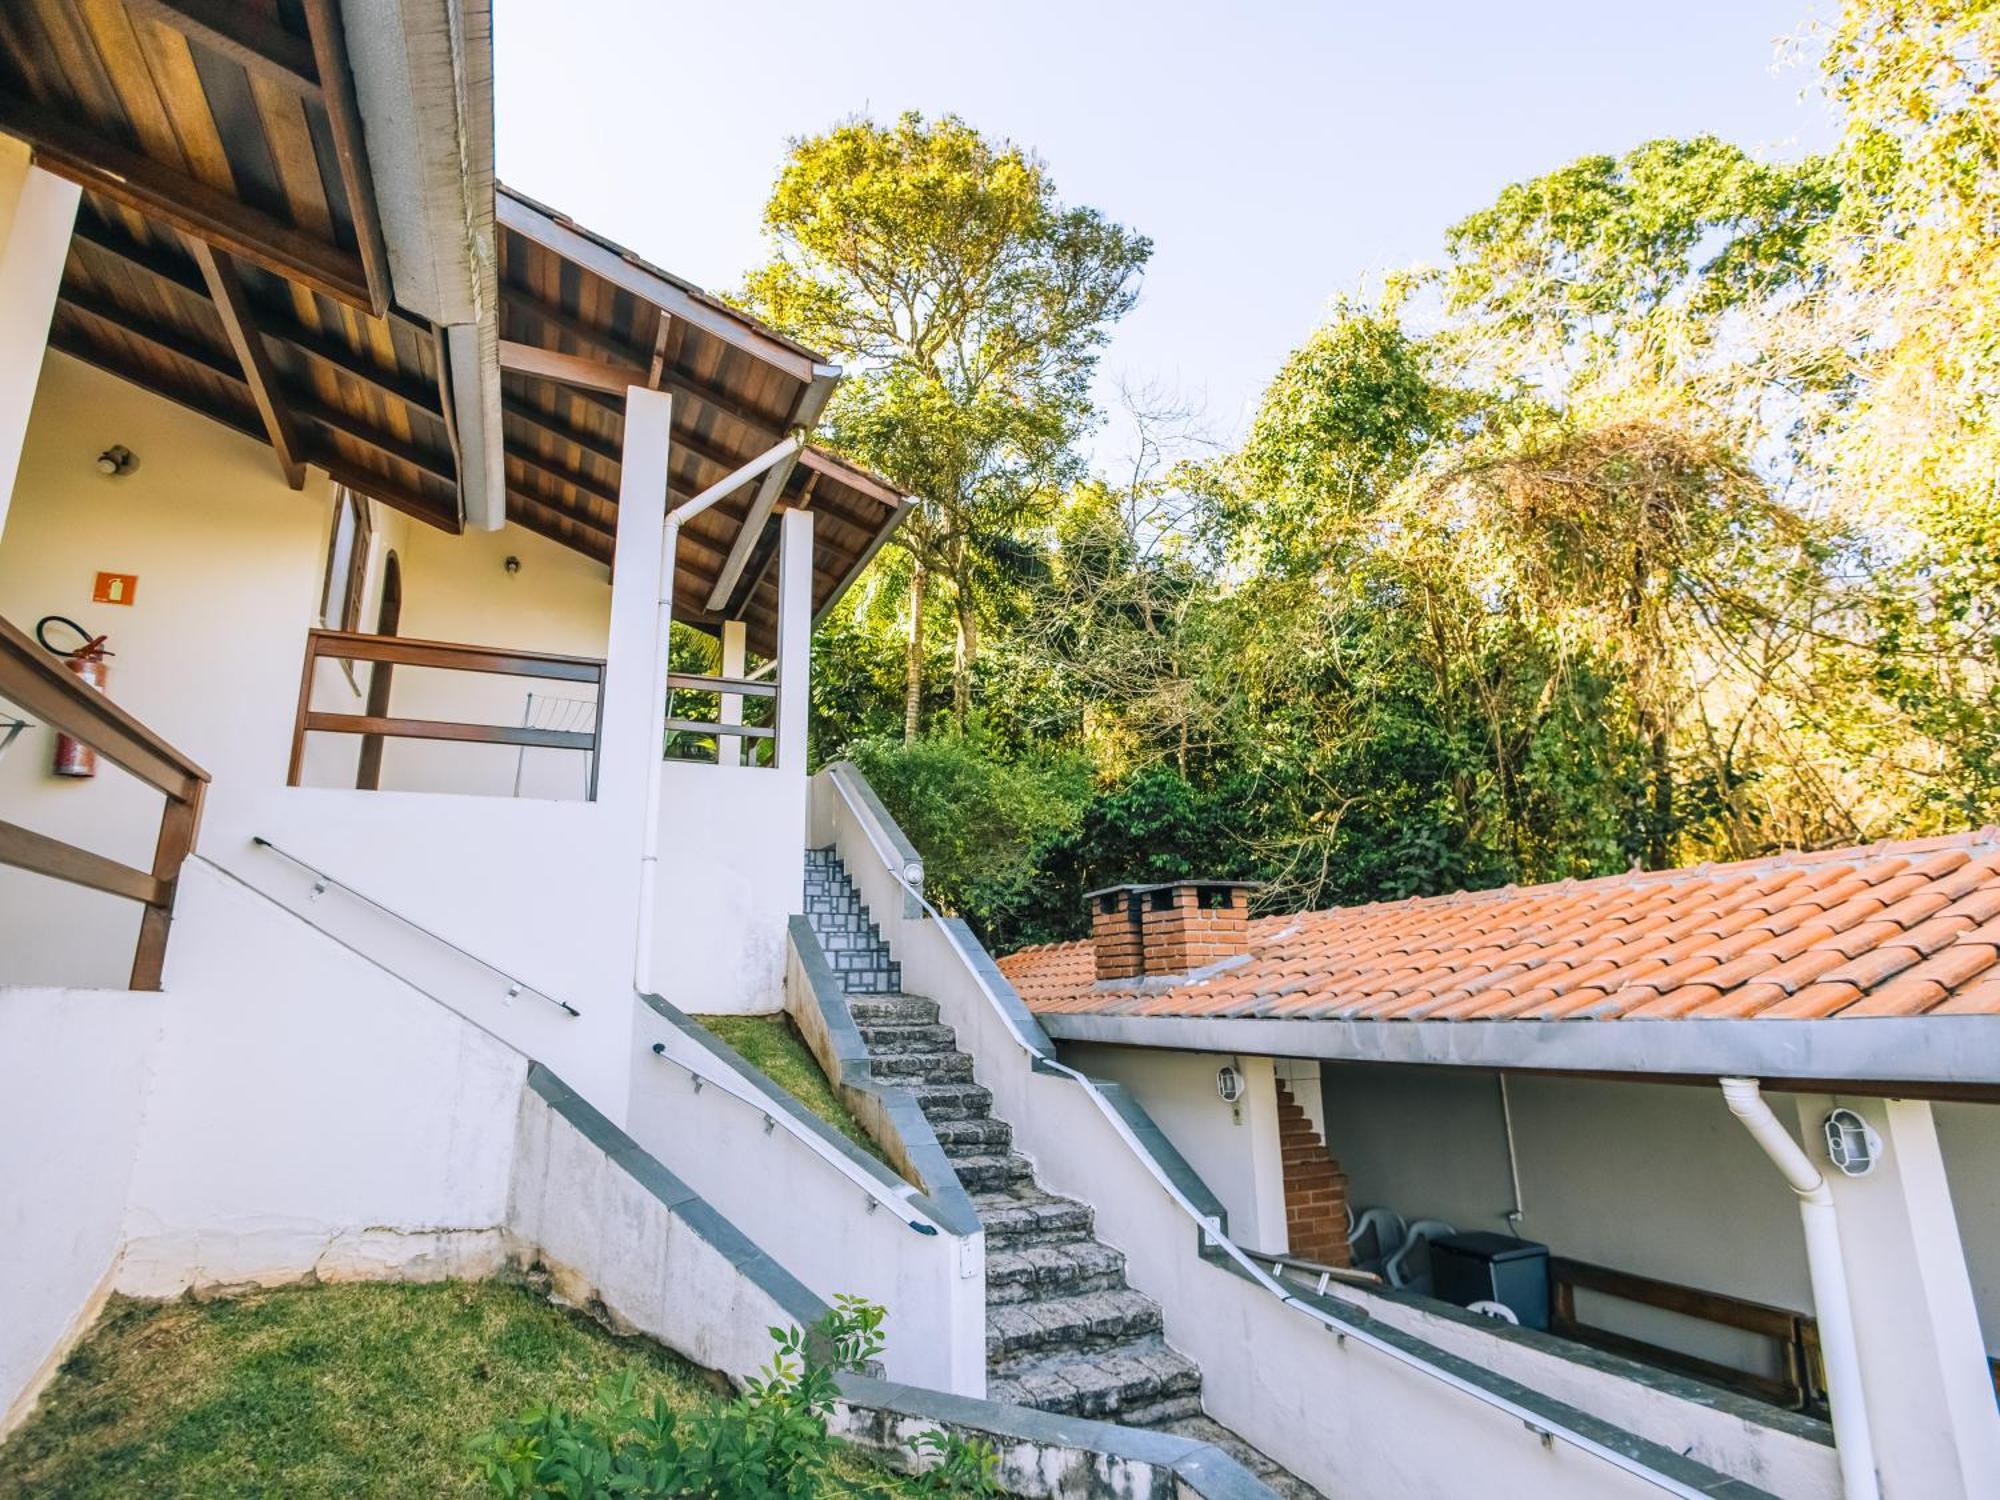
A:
[1215,1063,1244,1104]
[1822,1108,1882,1177]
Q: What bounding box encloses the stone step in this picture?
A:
[986,1337,1202,1425]
[947,1151,1034,1194]
[986,1241,1128,1306]
[908,1079,994,1122]
[868,1050,975,1085]
[855,1021,958,1053]
[987,1288,1163,1360]
[1159,1416,1327,1500]
[931,1116,1013,1154]
[849,995,939,1026]
[972,1186,1093,1246]
[817,927,885,953]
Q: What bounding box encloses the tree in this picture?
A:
[741,113,1151,736]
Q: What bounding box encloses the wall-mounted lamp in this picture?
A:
[504,555,521,576]
[95,445,137,477]
[1823,1108,1883,1177]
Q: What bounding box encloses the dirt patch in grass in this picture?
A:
[695,1012,891,1166]
[0,1277,927,1499]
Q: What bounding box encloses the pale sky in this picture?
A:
[494,1,1838,467]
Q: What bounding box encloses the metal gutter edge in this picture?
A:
[1033,1010,2000,1090]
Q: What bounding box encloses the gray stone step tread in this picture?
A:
[987,1240,1126,1289]
[869,1050,974,1077]
[948,1152,1035,1192]
[987,1288,1163,1353]
[907,1080,994,1120]
[986,1337,1202,1422]
[970,1187,1094,1244]
[1159,1417,1329,1500]
[931,1117,1013,1151]
[846,997,939,1025]
[856,1022,958,1051]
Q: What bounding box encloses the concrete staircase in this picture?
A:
[803,849,1322,1499]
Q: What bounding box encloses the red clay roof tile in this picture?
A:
[997,829,2000,1027]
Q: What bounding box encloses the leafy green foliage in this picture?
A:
[742,112,1150,731]
[799,1,2000,953]
[471,1298,996,1499]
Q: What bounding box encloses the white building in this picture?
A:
[4,5,1997,1499]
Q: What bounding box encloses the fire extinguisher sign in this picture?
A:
[92,572,138,605]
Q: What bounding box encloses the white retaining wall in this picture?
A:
[812,766,1805,1500]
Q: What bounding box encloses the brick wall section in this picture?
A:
[1092,892,1146,982]
[1276,1080,1350,1267]
[1138,886,1247,976]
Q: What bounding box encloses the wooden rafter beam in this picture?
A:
[49,322,263,444]
[193,240,305,488]
[0,88,372,310]
[498,339,631,396]
[499,289,789,439]
[59,288,240,383]
[121,0,321,96]
[648,308,673,387]
[797,445,910,511]
[68,214,437,418]
[299,0,390,317]
[504,443,619,507]
[298,395,454,482]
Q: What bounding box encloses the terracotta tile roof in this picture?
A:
[998,831,2000,1023]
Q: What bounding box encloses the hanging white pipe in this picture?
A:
[1720,1077,1880,1500]
[633,434,803,995]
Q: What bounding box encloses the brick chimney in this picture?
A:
[1087,880,1256,983]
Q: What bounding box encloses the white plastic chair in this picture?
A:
[1346,1207,1406,1278]
[1384,1219,1458,1295]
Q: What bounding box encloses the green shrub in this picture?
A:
[844,734,1089,942]
[469,1297,999,1499]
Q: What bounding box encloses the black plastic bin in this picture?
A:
[1429,1232,1551,1330]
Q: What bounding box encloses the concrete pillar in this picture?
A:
[1795,1093,2000,1498]
[0,143,80,542]
[717,618,746,769]
[597,387,670,817]
[774,508,813,773]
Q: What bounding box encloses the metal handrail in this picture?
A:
[249,836,580,1016]
[645,1040,941,1237]
[823,770,1716,1500]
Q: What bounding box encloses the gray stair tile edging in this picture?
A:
[636,991,931,1215]
[784,916,982,1238]
[835,1371,1280,1500]
[1197,1247,1785,1500]
[525,1062,828,1333]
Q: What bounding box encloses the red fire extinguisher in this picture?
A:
[37,615,113,779]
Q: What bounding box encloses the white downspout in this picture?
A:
[632,433,804,996]
[1719,1077,1880,1500]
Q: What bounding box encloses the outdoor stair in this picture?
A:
[803,847,1325,1500]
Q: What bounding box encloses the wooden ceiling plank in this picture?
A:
[504,444,619,508]
[0,86,372,308]
[298,395,454,482]
[193,238,305,487]
[61,285,239,383]
[121,0,321,96]
[797,445,909,510]
[298,0,389,317]
[49,319,264,443]
[74,0,187,166]
[313,442,457,531]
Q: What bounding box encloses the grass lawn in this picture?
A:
[694,1012,890,1166]
[0,1279,922,1499]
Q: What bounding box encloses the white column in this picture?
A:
[774,508,813,773]
[1795,1094,2000,1499]
[597,387,671,817]
[0,145,80,542]
[717,619,746,769]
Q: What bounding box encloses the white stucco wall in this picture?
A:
[1058,1042,1290,1252]
[626,1004,981,1393]
[0,986,158,1433]
[1314,1062,2000,1366]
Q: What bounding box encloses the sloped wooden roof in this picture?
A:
[0,4,911,653]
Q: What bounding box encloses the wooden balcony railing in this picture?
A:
[0,613,209,989]
[663,671,778,764]
[287,630,608,797]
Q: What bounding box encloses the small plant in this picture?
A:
[470,1295,999,1498]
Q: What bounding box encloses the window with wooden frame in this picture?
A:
[320,488,372,632]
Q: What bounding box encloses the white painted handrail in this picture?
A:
[645,1040,941,1237]
[249,836,579,1016]
[823,770,1717,1500]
